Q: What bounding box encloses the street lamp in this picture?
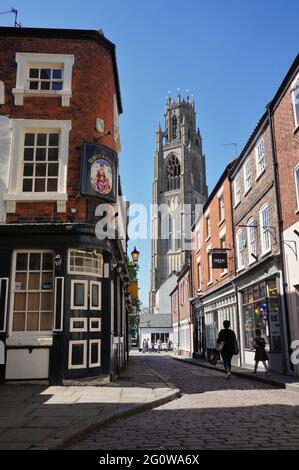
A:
[131,246,140,264]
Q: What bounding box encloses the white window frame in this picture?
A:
[12,53,74,106]
[70,317,88,333]
[90,318,101,332]
[236,229,245,271]
[89,339,101,368]
[291,74,299,129]
[206,214,211,240]
[243,157,252,194]
[247,218,257,265]
[70,280,88,310]
[8,249,55,342]
[234,173,241,207]
[196,255,202,292]
[68,249,103,277]
[68,340,87,369]
[259,204,271,255]
[4,119,71,213]
[207,244,212,285]
[90,281,102,310]
[218,194,225,223]
[295,164,299,211]
[255,137,266,179]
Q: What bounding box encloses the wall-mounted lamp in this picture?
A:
[54,254,62,272]
[131,246,140,264]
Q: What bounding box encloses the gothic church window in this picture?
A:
[171,116,178,140]
[167,155,181,190]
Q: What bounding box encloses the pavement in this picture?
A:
[0,352,180,450]
[171,355,299,392]
[70,354,299,450]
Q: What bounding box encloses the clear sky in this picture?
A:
[1,0,298,307]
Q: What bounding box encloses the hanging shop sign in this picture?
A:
[211,251,228,269]
[80,142,118,202]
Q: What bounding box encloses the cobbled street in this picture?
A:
[69,354,299,450]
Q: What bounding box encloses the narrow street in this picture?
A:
[69,354,299,450]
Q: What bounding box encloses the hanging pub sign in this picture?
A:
[211,251,228,269]
[80,142,118,202]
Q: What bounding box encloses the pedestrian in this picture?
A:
[252,329,270,376]
[157,338,161,353]
[216,320,239,380]
[142,338,147,353]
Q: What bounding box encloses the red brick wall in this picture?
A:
[192,175,235,295]
[273,72,299,230]
[0,34,119,224]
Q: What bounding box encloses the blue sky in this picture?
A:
[1,0,298,307]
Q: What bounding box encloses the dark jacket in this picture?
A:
[217,328,238,355]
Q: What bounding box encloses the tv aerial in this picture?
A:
[0,7,21,27]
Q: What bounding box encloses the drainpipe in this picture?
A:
[267,104,292,374]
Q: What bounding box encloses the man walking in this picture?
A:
[216,320,239,379]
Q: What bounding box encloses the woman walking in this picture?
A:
[252,329,270,376]
[216,320,239,380]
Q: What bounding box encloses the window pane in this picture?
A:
[15,273,27,290]
[16,253,28,271]
[14,293,26,310]
[42,253,53,271]
[13,312,26,331]
[41,273,53,290]
[41,292,53,310]
[35,164,47,177]
[36,148,47,161]
[52,69,62,79]
[27,312,39,331]
[29,82,39,90]
[22,179,33,192]
[41,81,51,90]
[28,273,40,290]
[91,342,99,364]
[35,179,46,192]
[29,69,39,78]
[48,163,59,177]
[24,134,35,146]
[49,134,59,146]
[40,69,51,79]
[37,134,47,146]
[40,312,53,330]
[29,253,41,271]
[74,284,85,307]
[23,164,33,177]
[52,82,63,91]
[48,148,59,161]
[24,148,34,161]
[27,293,40,311]
[47,179,58,192]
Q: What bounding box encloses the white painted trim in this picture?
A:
[13,52,74,106]
[89,339,101,368]
[243,157,252,194]
[70,317,88,332]
[294,164,299,211]
[68,340,87,369]
[89,318,101,332]
[53,276,64,332]
[70,280,88,310]
[0,278,9,332]
[5,119,71,210]
[236,228,245,271]
[259,203,271,255]
[90,281,102,310]
[233,172,241,207]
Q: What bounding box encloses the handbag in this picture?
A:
[207,349,219,366]
[215,341,224,352]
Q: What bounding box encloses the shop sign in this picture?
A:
[211,252,227,269]
[80,142,118,202]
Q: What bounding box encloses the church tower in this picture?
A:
[149,95,208,314]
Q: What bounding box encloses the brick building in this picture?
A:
[191,163,238,362]
[170,264,192,356]
[0,27,130,383]
[230,111,288,373]
[268,54,299,375]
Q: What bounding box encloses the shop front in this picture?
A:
[241,277,283,372]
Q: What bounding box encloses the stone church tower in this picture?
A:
[149,95,208,314]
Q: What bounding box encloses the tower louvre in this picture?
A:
[149,96,208,314]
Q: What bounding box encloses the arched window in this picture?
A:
[167,155,181,191]
[171,115,178,140]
